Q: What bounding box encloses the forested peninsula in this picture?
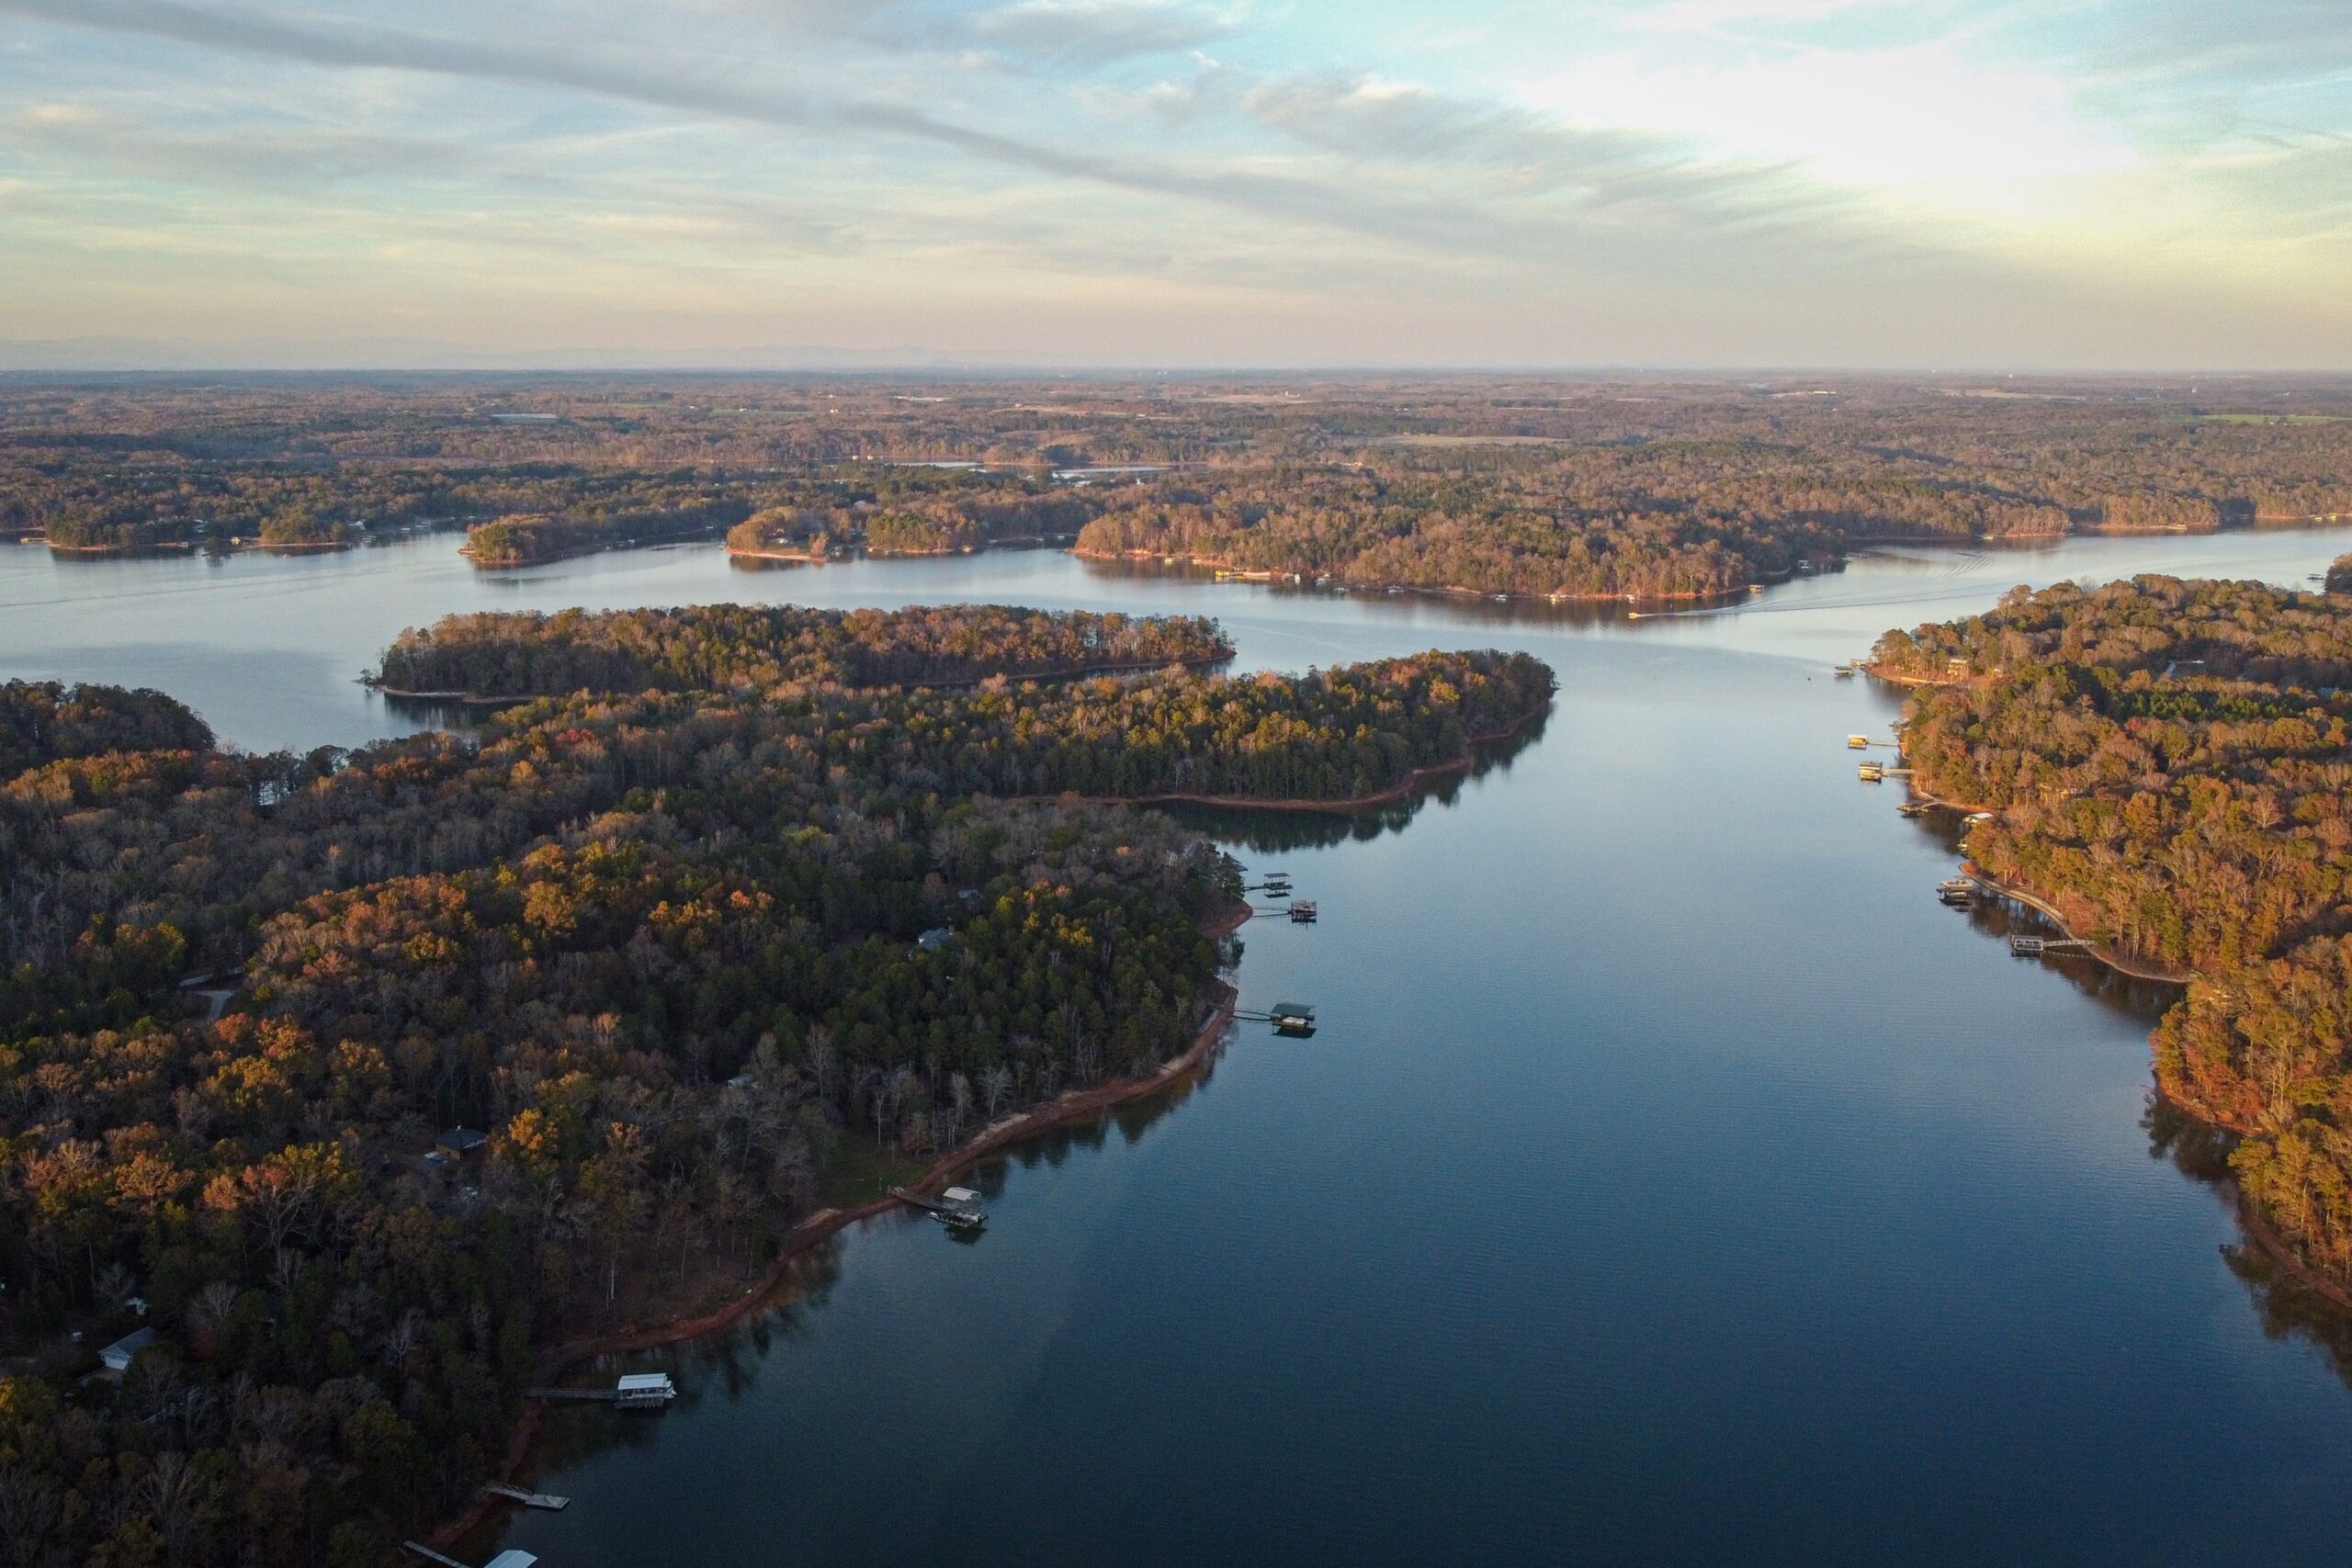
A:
[1873,577,2352,1292]
[371,604,1233,697]
[0,605,1553,1567]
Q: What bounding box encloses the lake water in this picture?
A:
[10,528,2352,1564]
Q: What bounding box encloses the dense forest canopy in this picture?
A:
[0,681,215,780]
[373,604,1233,696]
[0,624,1552,1565]
[1873,577,2352,1300]
[9,375,2350,580]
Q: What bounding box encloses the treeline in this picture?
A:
[726,468,1096,559]
[1873,577,2352,1290]
[17,376,2352,576]
[1071,411,2352,597]
[0,631,1550,1563]
[373,604,1232,696]
[1073,450,2086,598]
[0,681,215,779]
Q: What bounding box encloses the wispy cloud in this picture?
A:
[0,0,1862,259]
[0,0,2344,366]
[973,1,1235,66]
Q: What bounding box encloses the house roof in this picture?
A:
[436,1127,488,1151]
[101,1327,156,1364]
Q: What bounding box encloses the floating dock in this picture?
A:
[403,1546,537,1568]
[1287,900,1318,923]
[891,1186,987,1231]
[481,1483,570,1510]
[1268,1002,1317,1036]
[525,1372,676,1410]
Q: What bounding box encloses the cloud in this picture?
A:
[1526,42,2139,186]
[973,1,1233,66]
[0,0,1871,265]
[12,102,474,186]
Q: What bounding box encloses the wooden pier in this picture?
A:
[525,1382,673,1410]
[2009,934,2093,957]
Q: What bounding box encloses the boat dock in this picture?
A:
[1286,900,1317,923]
[525,1372,677,1410]
[403,1545,537,1568]
[2008,934,2093,957]
[890,1186,988,1231]
[1233,1001,1318,1036]
[481,1483,570,1510]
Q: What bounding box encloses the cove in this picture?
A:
[9,527,2352,1564]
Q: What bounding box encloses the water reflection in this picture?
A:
[26,522,2352,1565]
[1072,553,1781,628]
[460,1039,1232,1559]
[1164,709,1550,853]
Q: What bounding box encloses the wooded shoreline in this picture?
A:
[1035,701,1552,815]
[363,649,1238,705]
[418,902,1251,1560]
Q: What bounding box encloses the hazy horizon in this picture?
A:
[6,0,2349,371]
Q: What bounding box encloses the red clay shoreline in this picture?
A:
[1070,547,1760,605]
[417,900,1250,1557]
[1875,673,2351,1316]
[2226,1179,2352,1314]
[1871,670,2195,985]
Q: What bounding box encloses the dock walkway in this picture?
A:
[524,1385,671,1409]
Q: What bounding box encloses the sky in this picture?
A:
[0,0,2346,369]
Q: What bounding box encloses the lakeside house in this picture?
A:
[435,1127,488,1162]
[100,1327,155,1373]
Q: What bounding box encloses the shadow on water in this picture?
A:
[461,1031,1235,1555]
[1159,707,1551,854]
[2141,1096,2352,1393]
[1896,759,2352,1400]
[1070,555,1803,626]
[474,1237,852,1516]
[379,693,502,734]
[1899,804,2178,1026]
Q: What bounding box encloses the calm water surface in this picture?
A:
[9,530,2352,1564]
